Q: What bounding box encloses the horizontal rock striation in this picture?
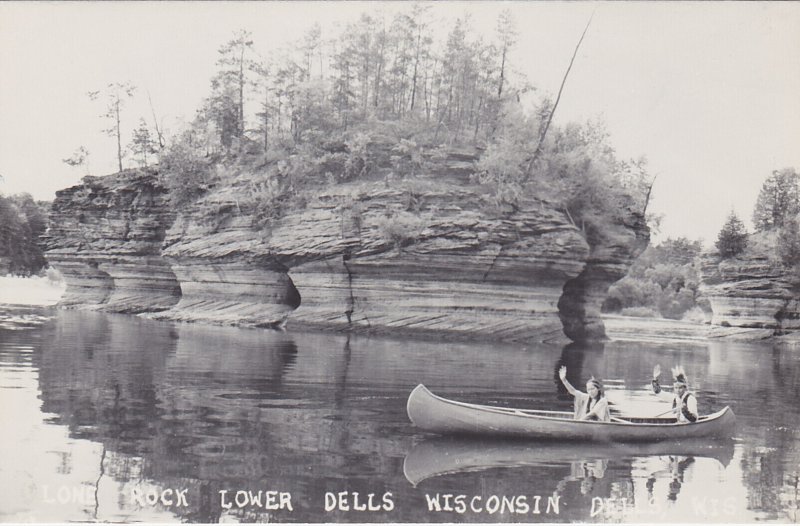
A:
[45,150,648,342]
[275,184,589,341]
[154,185,301,327]
[700,252,800,333]
[153,257,300,327]
[49,259,114,307]
[45,169,181,313]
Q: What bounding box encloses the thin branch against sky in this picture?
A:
[0,1,798,245]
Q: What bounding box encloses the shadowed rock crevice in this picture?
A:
[51,259,115,307]
[98,258,181,313]
[557,208,650,343]
[152,257,301,328]
[342,252,355,325]
[45,158,648,343]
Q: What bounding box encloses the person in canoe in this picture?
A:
[651,364,698,423]
[558,365,611,421]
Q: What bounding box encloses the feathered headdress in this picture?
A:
[671,365,689,387]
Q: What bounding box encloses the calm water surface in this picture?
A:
[0,306,798,523]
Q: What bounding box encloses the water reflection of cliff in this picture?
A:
[29,311,800,522]
[33,312,416,522]
[714,343,800,522]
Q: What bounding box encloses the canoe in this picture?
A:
[407,384,735,442]
[404,436,735,485]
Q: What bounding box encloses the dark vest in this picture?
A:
[672,392,697,422]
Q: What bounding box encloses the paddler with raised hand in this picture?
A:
[651,364,699,422]
[558,365,611,422]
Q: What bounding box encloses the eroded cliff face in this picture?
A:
[700,252,800,334]
[558,211,650,341]
[45,170,181,313]
[273,184,591,341]
[45,155,648,343]
[155,185,301,328]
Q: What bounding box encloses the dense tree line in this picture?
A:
[752,168,799,232]
[0,193,48,275]
[611,167,800,320]
[715,168,800,269]
[603,237,709,320]
[59,7,653,265]
[184,9,526,156]
[148,7,653,238]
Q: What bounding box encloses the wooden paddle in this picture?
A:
[653,407,677,418]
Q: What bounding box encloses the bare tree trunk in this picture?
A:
[277,95,282,139]
[434,80,453,143]
[263,90,270,153]
[115,100,122,172]
[374,23,386,111]
[146,90,165,149]
[238,46,245,138]
[642,175,657,215]
[409,31,422,112]
[497,45,507,98]
[473,94,484,141]
[524,9,595,182]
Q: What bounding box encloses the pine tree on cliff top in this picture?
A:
[753,168,800,232]
[716,211,748,258]
[88,82,136,173]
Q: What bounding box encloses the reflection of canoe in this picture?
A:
[407,384,735,441]
[404,436,735,486]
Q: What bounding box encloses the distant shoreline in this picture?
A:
[604,314,800,345]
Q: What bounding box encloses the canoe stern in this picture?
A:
[407,384,737,442]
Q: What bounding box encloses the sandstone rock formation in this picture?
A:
[45,169,181,313]
[700,251,800,334]
[45,153,648,343]
[272,183,592,341]
[154,186,301,328]
[558,210,650,342]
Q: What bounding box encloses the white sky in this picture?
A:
[1,1,798,246]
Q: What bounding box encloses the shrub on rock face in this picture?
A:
[777,216,800,269]
[716,211,748,258]
[45,267,64,284]
[159,138,214,206]
[376,210,426,249]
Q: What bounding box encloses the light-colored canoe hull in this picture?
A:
[407,384,735,442]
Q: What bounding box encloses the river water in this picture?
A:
[0,306,798,523]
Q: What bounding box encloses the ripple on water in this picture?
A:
[0,311,53,330]
[2,309,799,522]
